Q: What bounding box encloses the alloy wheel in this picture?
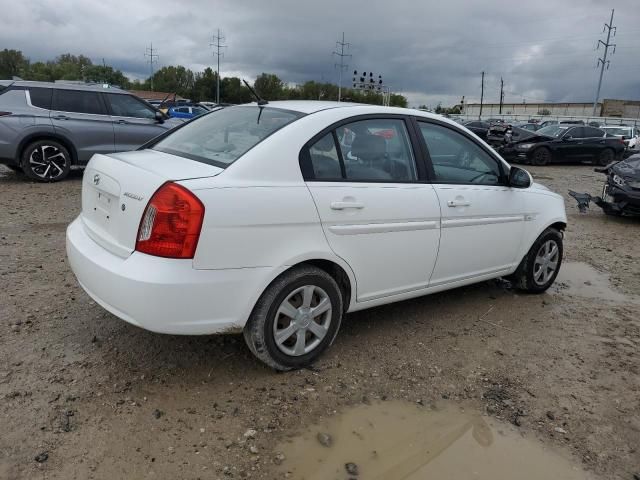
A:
[29,145,68,180]
[533,239,559,286]
[272,285,332,356]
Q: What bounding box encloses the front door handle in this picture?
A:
[117,119,129,124]
[330,201,364,210]
[447,200,471,207]
[52,114,68,120]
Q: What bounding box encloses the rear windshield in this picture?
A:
[537,125,569,138]
[152,106,304,168]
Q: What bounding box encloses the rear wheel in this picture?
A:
[510,228,563,293]
[243,266,343,371]
[597,148,614,166]
[531,147,551,166]
[21,140,71,182]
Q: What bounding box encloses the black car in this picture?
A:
[499,124,625,166]
[462,120,490,140]
[569,154,640,216]
[487,124,536,147]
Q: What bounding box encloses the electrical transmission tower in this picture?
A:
[592,9,616,116]
[210,29,227,104]
[145,43,158,91]
[333,32,351,102]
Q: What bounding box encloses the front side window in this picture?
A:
[53,89,106,115]
[583,127,605,138]
[106,94,156,119]
[418,122,503,185]
[153,106,303,168]
[564,127,585,139]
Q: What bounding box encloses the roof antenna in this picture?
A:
[243,79,268,105]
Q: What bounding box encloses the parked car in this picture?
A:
[513,122,540,132]
[569,153,640,216]
[500,124,625,165]
[600,125,638,154]
[66,101,567,370]
[167,104,210,119]
[462,120,490,140]
[0,80,183,182]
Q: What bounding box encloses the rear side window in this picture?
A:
[28,87,53,109]
[583,127,604,138]
[566,127,585,139]
[53,89,106,115]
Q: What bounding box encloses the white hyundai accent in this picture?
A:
[67,101,567,370]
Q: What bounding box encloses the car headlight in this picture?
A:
[516,143,535,150]
[612,174,625,187]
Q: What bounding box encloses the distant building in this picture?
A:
[463,99,640,118]
[129,90,187,102]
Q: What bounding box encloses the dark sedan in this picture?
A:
[462,120,490,140]
[499,124,625,166]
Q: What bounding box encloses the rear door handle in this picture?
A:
[117,119,129,124]
[447,200,471,207]
[330,201,364,210]
[52,114,68,120]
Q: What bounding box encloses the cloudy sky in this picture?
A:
[1,0,639,107]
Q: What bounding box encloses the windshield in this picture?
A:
[602,127,632,137]
[153,106,304,168]
[537,125,569,138]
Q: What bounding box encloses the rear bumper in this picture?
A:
[66,217,272,334]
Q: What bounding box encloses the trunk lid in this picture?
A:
[81,149,222,258]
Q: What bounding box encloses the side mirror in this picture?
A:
[154,111,165,124]
[508,166,532,189]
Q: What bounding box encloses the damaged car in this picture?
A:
[569,153,640,216]
[499,124,625,166]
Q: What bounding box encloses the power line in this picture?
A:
[210,29,227,104]
[144,42,158,91]
[593,9,616,115]
[332,32,351,102]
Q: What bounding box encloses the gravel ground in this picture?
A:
[0,163,638,479]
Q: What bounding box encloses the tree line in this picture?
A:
[0,49,407,107]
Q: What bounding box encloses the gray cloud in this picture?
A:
[1,0,638,107]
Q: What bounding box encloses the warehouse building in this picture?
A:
[463,99,640,118]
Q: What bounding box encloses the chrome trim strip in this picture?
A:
[328,220,439,235]
[441,215,524,228]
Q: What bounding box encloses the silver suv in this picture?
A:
[0,81,183,182]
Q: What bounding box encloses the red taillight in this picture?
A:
[135,182,205,259]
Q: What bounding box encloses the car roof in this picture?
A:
[0,80,129,94]
[239,100,456,124]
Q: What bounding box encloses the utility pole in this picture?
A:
[479,71,485,119]
[332,32,351,102]
[210,29,227,104]
[499,77,504,114]
[145,43,158,91]
[592,9,616,116]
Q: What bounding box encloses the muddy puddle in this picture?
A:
[551,262,632,303]
[276,401,589,479]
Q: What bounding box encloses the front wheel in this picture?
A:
[531,147,551,166]
[21,140,71,182]
[243,266,343,371]
[510,228,563,293]
[597,148,614,166]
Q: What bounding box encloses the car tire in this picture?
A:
[21,140,71,182]
[243,265,343,371]
[597,148,614,166]
[510,228,563,294]
[531,147,551,166]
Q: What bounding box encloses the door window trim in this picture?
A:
[411,116,509,186]
[299,114,428,183]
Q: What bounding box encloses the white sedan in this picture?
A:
[66,101,567,370]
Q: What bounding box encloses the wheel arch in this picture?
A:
[17,133,78,166]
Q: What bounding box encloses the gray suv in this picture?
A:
[0,80,183,182]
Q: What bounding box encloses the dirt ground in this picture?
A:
[0,162,638,479]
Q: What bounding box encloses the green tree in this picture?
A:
[0,49,29,79]
[254,73,285,100]
[221,76,252,104]
[150,66,195,97]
